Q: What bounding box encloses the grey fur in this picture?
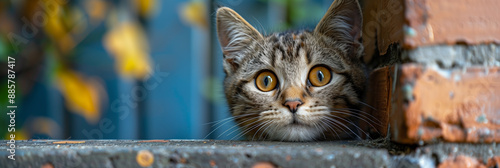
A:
[216,0,366,141]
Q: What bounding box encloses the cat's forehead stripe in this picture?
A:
[269,32,307,64]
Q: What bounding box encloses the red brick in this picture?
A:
[362,0,500,62]
[487,156,500,167]
[404,0,500,48]
[438,156,500,168]
[391,64,500,144]
[438,155,486,168]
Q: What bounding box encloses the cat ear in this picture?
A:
[314,0,362,55]
[216,7,263,73]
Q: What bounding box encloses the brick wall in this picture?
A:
[360,0,500,144]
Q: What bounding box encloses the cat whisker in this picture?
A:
[204,113,258,139]
[327,111,381,136]
[326,112,379,138]
[319,119,340,139]
[203,119,235,139]
[328,110,382,127]
[231,119,266,140]
[330,109,382,134]
[228,118,262,138]
[252,17,267,36]
[333,108,382,122]
[324,114,369,140]
[259,110,281,116]
[357,100,377,111]
[304,106,329,113]
[280,130,288,142]
[313,121,327,140]
[259,121,275,140]
[251,120,273,141]
[217,115,260,139]
[309,106,382,130]
[219,109,276,139]
[204,113,255,126]
[321,116,350,139]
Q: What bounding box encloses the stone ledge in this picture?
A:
[0,140,499,168]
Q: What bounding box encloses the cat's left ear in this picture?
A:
[314,0,362,57]
[216,7,263,74]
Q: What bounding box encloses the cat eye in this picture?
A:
[255,71,278,92]
[308,66,332,87]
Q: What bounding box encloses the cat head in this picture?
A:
[216,0,366,141]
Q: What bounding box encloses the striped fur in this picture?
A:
[216,0,366,141]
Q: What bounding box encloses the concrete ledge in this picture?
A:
[1,140,499,167]
[0,140,393,168]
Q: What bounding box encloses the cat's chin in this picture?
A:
[266,124,321,142]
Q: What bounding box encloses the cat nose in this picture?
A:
[284,99,303,113]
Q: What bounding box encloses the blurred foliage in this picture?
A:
[0,0,157,139]
[56,70,105,124]
[104,22,152,79]
[201,77,225,104]
[0,0,325,140]
[260,0,324,29]
[134,0,159,18]
[27,117,61,138]
[180,1,208,30]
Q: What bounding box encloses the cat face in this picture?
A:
[216,0,366,141]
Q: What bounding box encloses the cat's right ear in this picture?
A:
[216,7,262,73]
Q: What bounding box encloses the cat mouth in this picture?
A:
[289,115,306,126]
[292,116,299,124]
[289,122,306,127]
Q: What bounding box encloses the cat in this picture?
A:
[216,0,367,141]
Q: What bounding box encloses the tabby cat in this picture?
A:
[216,0,367,141]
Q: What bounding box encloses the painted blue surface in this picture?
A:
[145,0,197,139]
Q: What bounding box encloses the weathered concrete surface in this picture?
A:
[0,140,393,168]
[391,64,500,144]
[0,140,498,168]
[403,45,500,68]
[367,44,500,70]
[392,143,500,168]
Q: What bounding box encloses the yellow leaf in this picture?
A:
[134,0,158,18]
[85,0,108,24]
[4,129,28,140]
[180,1,208,29]
[56,70,105,124]
[42,2,76,53]
[104,22,152,79]
[66,7,87,35]
[120,52,151,79]
[44,11,71,41]
[29,117,61,138]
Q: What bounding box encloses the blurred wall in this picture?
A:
[0,0,331,140]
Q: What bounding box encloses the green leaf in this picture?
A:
[0,36,7,61]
